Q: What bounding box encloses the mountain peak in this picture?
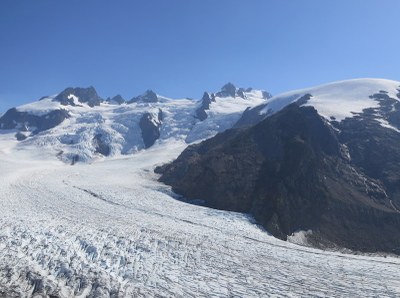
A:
[129,89,159,103]
[217,82,237,98]
[106,94,125,105]
[195,92,216,121]
[215,82,256,99]
[221,82,236,91]
[54,86,103,107]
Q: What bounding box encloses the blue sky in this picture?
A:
[0,0,399,112]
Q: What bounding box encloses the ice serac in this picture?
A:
[157,79,400,254]
[54,86,103,107]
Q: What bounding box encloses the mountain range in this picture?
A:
[1,78,400,255]
[0,83,270,163]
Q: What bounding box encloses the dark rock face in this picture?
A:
[196,107,208,121]
[337,92,400,204]
[157,103,400,254]
[129,90,158,103]
[0,108,70,134]
[15,131,27,141]
[106,95,125,105]
[139,109,163,148]
[38,95,49,101]
[215,83,272,99]
[92,133,111,156]
[71,155,79,165]
[234,105,268,128]
[195,92,216,121]
[262,90,273,99]
[54,87,103,107]
[237,88,246,99]
[216,82,237,98]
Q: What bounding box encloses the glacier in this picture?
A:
[0,136,399,297]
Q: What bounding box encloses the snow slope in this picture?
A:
[260,78,400,122]
[187,91,267,143]
[0,136,400,297]
[16,95,59,116]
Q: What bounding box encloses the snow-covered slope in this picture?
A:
[259,78,400,122]
[0,84,270,163]
[188,86,269,142]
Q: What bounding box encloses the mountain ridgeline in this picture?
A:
[156,79,400,254]
[2,78,400,254]
[0,83,270,163]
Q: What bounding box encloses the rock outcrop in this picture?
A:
[106,95,125,105]
[92,133,111,156]
[54,87,103,107]
[0,108,70,135]
[216,82,237,98]
[129,90,158,103]
[195,92,216,121]
[139,109,163,148]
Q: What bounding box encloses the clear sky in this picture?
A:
[0,0,399,112]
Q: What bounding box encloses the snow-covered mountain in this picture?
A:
[1,78,400,297]
[237,78,400,127]
[157,78,400,254]
[0,83,270,163]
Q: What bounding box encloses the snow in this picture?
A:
[16,96,60,116]
[261,78,400,122]
[67,93,80,105]
[211,95,265,114]
[376,118,400,133]
[287,230,313,246]
[2,81,400,296]
[186,92,267,143]
[7,89,267,163]
[0,138,399,297]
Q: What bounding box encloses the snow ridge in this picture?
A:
[261,78,400,122]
